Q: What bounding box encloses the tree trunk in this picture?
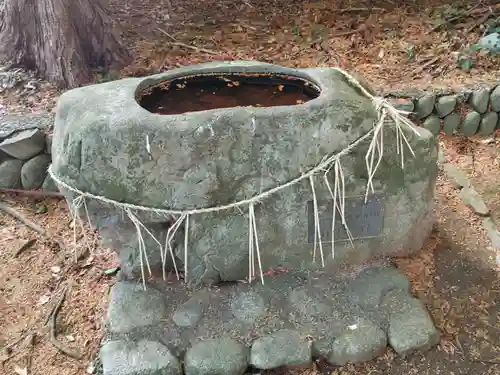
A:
[0,0,132,89]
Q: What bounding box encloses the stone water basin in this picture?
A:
[51,60,439,286]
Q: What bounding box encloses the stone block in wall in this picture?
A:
[45,133,53,155]
[478,112,498,136]
[0,113,54,160]
[0,159,23,188]
[459,187,490,216]
[0,113,53,140]
[442,113,461,135]
[442,164,470,189]
[105,281,168,334]
[460,111,480,136]
[388,98,414,114]
[0,128,46,160]
[422,115,441,135]
[0,149,9,164]
[21,153,51,189]
[468,88,490,114]
[435,96,457,118]
[490,86,500,112]
[42,174,59,192]
[415,94,436,119]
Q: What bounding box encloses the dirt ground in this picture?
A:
[1,155,499,375]
[441,134,500,224]
[1,0,500,374]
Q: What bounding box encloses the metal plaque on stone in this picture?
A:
[306,194,385,243]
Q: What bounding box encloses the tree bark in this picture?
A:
[0,0,132,89]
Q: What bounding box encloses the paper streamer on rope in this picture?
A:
[48,67,421,289]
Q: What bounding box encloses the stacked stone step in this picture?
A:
[384,85,500,137]
[0,113,58,191]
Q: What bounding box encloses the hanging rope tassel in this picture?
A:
[163,214,184,281]
[184,214,190,282]
[248,203,264,284]
[309,175,325,267]
[124,208,153,290]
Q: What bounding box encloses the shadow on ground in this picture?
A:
[267,228,500,375]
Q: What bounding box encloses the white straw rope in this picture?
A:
[48,128,375,216]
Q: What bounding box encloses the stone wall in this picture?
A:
[384,84,500,137]
[0,114,58,191]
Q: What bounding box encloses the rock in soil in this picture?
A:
[435,96,457,118]
[442,164,470,189]
[328,318,387,365]
[250,329,312,370]
[100,339,182,375]
[41,174,59,192]
[490,85,500,111]
[172,297,205,328]
[21,153,51,189]
[0,159,24,188]
[468,88,490,114]
[442,113,461,135]
[478,112,498,136]
[0,128,46,160]
[482,217,500,249]
[460,111,481,136]
[105,282,168,334]
[423,115,441,135]
[184,338,249,375]
[0,112,53,140]
[459,187,490,216]
[381,289,440,357]
[415,94,436,119]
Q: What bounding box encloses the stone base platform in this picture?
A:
[101,264,439,375]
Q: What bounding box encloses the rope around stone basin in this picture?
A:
[47,67,421,290]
